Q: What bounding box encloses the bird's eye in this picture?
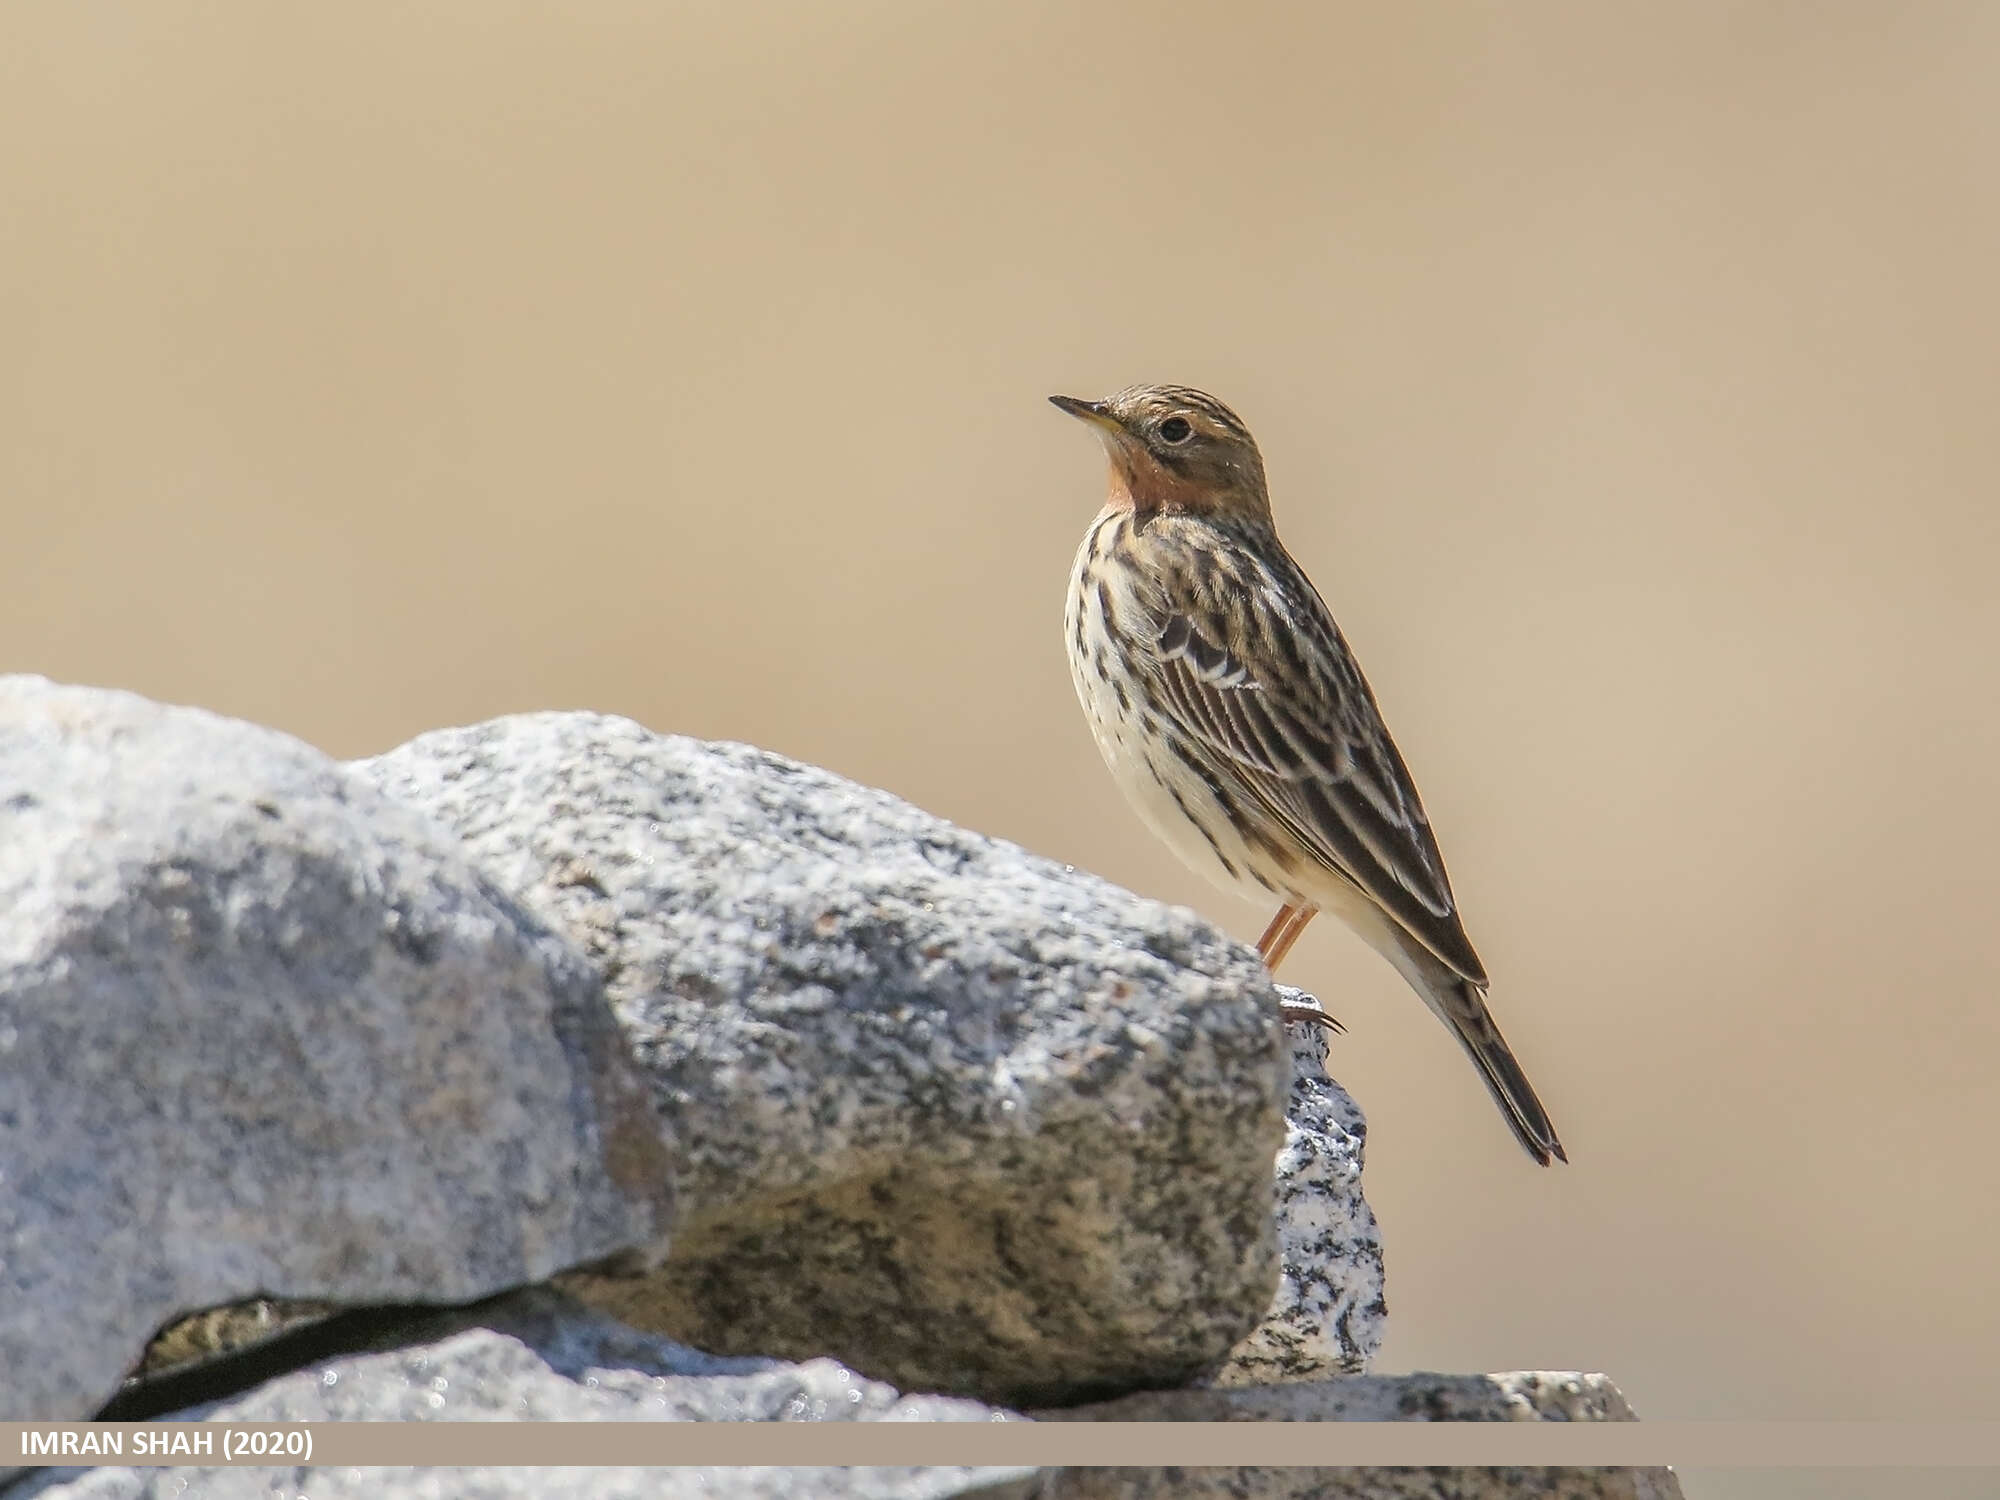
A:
[1158,416,1193,444]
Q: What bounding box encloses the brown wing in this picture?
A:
[1133,519,1489,987]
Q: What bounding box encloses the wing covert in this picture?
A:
[1138,533,1489,986]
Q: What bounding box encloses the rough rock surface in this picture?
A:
[114,1286,1027,1420]
[1209,1007,1384,1384]
[353,711,1292,1407]
[1034,1469,1681,1499]
[1,681,1669,1500]
[13,1290,1034,1500]
[139,1297,335,1376]
[28,1320,1677,1500]
[1036,1373,1682,1499]
[0,679,674,1421]
[19,1473,1035,1500]
[1039,1370,1643,1422]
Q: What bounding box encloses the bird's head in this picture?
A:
[1049,384,1271,522]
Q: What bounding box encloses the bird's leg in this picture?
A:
[1258,904,1345,1033]
[1257,903,1316,970]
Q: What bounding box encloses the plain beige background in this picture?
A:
[5,6,1996,1496]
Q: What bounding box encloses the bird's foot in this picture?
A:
[1279,1000,1345,1034]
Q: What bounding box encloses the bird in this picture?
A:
[1052,384,1565,1166]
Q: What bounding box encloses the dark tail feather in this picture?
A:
[1440,978,1567,1166]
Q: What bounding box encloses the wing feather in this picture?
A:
[1140,521,1489,986]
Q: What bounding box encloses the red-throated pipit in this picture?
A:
[1052,384,1566,1165]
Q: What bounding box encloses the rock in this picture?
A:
[1033,1468,1680,1499]
[1034,1372,1684,1500]
[129,1285,1024,1420]
[138,1297,335,1375]
[23,1471,1035,1500]
[11,1289,1036,1500]
[1037,1369,1644,1422]
[25,1476,1034,1500]
[0,679,674,1421]
[0,680,1668,1500]
[135,982,1384,1405]
[1208,1008,1384,1384]
[352,711,1293,1407]
[26,1289,1673,1500]
[34,1338,1678,1500]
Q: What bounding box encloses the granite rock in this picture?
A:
[13,1291,1033,1500]
[22,1474,1034,1500]
[0,679,674,1421]
[353,711,1292,1407]
[1034,1372,1682,1499]
[1032,1468,1680,1499]
[1038,1370,1644,1423]
[1209,1007,1384,1384]
[26,1350,1677,1500]
[121,1286,1026,1419]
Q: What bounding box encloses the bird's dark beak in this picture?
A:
[1048,394,1120,432]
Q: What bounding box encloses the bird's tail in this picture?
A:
[1388,934,1567,1166]
[1440,977,1567,1166]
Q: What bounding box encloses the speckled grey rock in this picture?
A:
[21,1473,1036,1500]
[13,1290,1034,1500]
[0,679,674,1421]
[1031,1467,1681,1499]
[1034,1373,1682,1500]
[117,1286,1029,1420]
[352,711,1291,1407]
[1208,1005,1384,1384]
[1038,1369,1643,1423]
